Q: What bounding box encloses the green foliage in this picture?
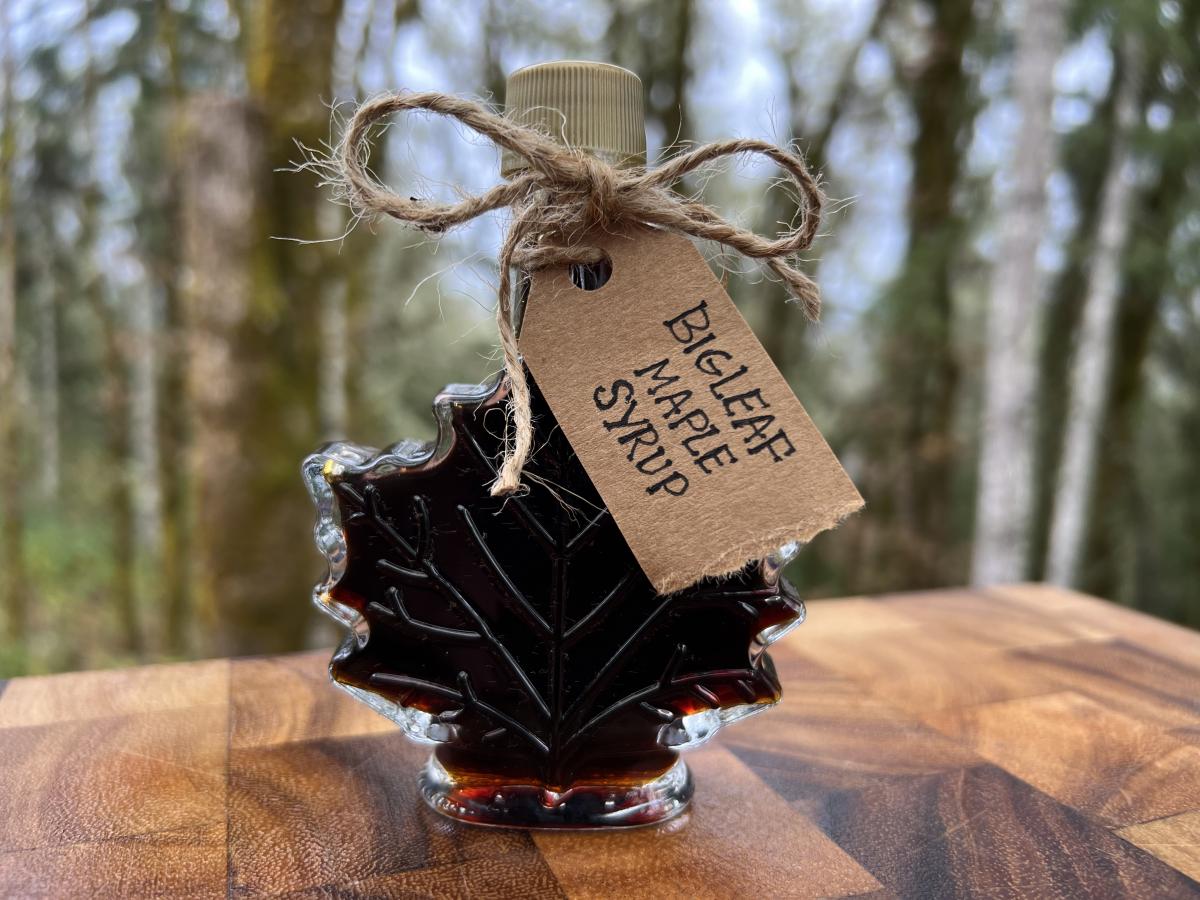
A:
[1,0,1198,675]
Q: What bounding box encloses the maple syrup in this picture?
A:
[316,371,802,826]
[304,61,807,828]
[324,374,801,801]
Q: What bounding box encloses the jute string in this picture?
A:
[333,91,824,496]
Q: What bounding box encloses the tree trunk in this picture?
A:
[160,266,192,655]
[188,0,345,656]
[0,1,26,643]
[1029,66,1121,579]
[1084,145,1190,604]
[1045,48,1140,586]
[153,0,193,656]
[78,6,142,656]
[660,0,693,147]
[130,285,163,604]
[606,0,694,146]
[90,294,143,656]
[850,0,975,590]
[1093,0,1200,619]
[179,94,266,653]
[971,0,1065,585]
[318,280,349,439]
[759,0,895,372]
[34,279,60,501]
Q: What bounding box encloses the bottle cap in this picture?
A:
[502,60,647,177]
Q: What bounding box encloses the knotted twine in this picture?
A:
[333,91,824,497]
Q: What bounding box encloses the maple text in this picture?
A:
[591,298,796,498]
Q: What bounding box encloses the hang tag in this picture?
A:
[520,228,863,594]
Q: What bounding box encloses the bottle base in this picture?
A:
[418,755,693,829]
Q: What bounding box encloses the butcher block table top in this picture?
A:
[2,583,1199,899]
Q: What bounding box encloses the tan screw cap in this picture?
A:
[501,60,647,177]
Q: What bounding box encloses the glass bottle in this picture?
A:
[304,61,805,829]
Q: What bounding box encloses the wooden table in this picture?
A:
[1,584,1198,898]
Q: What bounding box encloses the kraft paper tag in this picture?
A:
[520,227,863,594]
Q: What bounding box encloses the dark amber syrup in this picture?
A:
[324,369,801,804]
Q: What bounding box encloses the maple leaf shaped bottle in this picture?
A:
[303,61,805,828]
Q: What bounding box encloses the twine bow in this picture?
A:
[334,91,824,496]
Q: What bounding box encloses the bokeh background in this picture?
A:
[0,0,1196,675]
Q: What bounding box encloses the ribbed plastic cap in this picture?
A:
[501,60,647,177]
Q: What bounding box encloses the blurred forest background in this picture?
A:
[0,0,1197,675]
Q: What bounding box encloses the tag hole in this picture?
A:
[569,255,613,291]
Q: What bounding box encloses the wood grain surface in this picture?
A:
[1,583,1198,899]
